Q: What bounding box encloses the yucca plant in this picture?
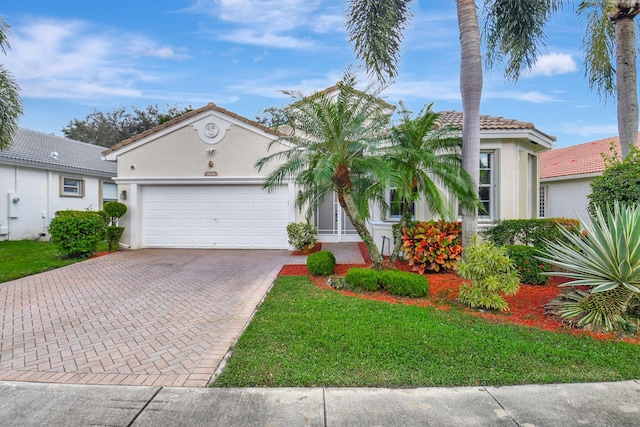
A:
[538,202,640,332]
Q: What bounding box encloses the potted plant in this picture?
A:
[286,222,318,254]
[103,201,128,252]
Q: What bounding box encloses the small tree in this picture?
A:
[588,144,640,215]
[103,202,127,252]
[457,239,520,312]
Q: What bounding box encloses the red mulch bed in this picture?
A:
[278,242,639,344]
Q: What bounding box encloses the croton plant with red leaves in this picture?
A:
[400,220,462,274]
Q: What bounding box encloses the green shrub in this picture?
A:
[105,226,125,252]
[345,267,381,291]
[588,145,640,216]
[505,245,551,285]
[481,218,580,249]
[286,222,318,251]
[379,270,429,297]
[306,250,336,276]
[400,220,462,273]
[103,201,128,226]
[457,239,520,312]
[48,210,105,258]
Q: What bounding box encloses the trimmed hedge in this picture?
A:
[48,210,105,258]
[379,270,429,297]
[345,268,381,291]
[307,250,336,276]
[345,267,429,297]
[481,218,580,249]
[505,245,550,285]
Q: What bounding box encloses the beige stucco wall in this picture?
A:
[115,124,285,179]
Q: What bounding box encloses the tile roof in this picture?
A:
[102,102,281,155]
[0,129,116,176]
[539,133,640,179]
[435,111,557,142]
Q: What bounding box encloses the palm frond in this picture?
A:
[346,0,413,81]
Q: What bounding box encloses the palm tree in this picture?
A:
[578,1,640,159]
[385,102,479,263]
[347,0,562,247]
[0,17,23,150]
[255,72,392,270]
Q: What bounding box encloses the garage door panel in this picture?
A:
[142,185,289,249]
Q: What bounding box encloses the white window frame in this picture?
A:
[60,176,85,197]
[387,188,415,221]
[539,185,547,218]
[478,151,494,219]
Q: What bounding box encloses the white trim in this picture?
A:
[540,172,601,182]
[113,177,289,185]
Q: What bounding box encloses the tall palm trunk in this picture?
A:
[614,13,639,159]
[338,191,384,270]
[456,0,482,249]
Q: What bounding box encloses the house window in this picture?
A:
[60,177,85,197]
[388,188,415,220]
[539,185,547,218]
[479,152,493,218]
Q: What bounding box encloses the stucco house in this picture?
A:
[370,112,556,252]
[539,134,640,222]
[0,129,117,241]
[103,100,555,251]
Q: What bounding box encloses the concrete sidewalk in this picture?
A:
[0,380,638,426]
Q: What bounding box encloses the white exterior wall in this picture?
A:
[542,176,592,222]
[0,163,109,241]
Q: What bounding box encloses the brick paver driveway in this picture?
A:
[0,249,290,387]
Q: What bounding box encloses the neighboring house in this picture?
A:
[369,112,555,253]
[539,133,640,222]
[0,129,117,241]
[103,100,555,251]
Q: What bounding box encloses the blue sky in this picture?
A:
[1,1,626,148]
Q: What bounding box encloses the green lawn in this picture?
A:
[214,276,640,388]
[0,240,108,283]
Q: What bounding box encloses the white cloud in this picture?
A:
[528,52,577,77]
[515,91,561,103]
[191,0,342,49]
[4,18,189,100]
[559,122,618,137]
[219,30,315,49]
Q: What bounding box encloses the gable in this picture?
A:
[104,105,289,179]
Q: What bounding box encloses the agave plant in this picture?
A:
[538,202,640,332]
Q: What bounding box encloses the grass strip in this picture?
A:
[215,276,640,387]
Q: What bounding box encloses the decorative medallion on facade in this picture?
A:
[192,115,230,144]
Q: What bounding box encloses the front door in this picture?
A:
[314,192,360,242]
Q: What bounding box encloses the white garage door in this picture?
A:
[142,185,289,249]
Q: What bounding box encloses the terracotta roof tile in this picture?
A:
[539,133,640,179]
[435,111,556,141]
[102,102,281,156]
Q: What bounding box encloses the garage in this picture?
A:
[141,184,289,249]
